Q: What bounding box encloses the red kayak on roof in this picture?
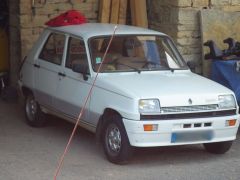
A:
[45,10,87,27]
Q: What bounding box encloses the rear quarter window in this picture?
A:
[39,33,65,65]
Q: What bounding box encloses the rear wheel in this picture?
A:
[25,94,46,127]
[203,141,233,154]
[103,115,133,164]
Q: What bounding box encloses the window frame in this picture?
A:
[38,32,66,65]
[88,34,188,73]
[65,36,90,75]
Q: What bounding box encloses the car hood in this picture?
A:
[95,70,234,107]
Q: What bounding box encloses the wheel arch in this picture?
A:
[95,108,122,143]
[22,86,33,97]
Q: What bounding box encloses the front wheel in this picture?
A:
[25,94,46,127]
[103,115,133,164]
[203,141,233,154]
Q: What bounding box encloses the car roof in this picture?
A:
[47,23,166,39]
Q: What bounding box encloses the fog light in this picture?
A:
[225,119,236,127]
[143,124,158,131]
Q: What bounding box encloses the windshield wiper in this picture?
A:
[114,62,141,74]
[169,67,175,73]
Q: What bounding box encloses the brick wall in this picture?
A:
[148,0,240,74]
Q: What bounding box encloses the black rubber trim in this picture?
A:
[140,110,237,120]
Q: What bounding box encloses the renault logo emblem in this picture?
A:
[188,98,193,105]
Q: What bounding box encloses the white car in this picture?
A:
[19,23,240,164]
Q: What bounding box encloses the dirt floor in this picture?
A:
[0,99,239,180]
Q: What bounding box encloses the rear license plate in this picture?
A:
[171,130,213,143]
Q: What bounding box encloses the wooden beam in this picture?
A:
[98,0,111,23]
[130,0,136,25]
[118,0,128,24]
[110,0,120,24]
[130,0,148,28]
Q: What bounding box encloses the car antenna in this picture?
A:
[53,25,118,180]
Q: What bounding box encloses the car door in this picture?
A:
[53,36,93,128]
[34,32,66,108]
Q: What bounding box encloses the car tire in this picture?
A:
[103,115,133,164]
[25,94,46,127]
[203,141,233,154]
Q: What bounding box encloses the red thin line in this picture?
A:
[53,26,118,180]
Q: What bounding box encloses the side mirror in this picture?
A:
[72,63,89,81]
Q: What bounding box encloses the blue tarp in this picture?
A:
[211,60,240,104]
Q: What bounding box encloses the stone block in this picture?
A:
[176,37,201,46]
[231,0,240,5]
[178,46,202,55]
[177,23,199,31]
[177,0,192,7]
[20,0,32,14]
[223,5,240,11]
[177,8,198,22]
[179,30,200,38]
[211,0,231,6]
[34,3,73,15]
[73,2,95,11]
[191,0,209,7]
[20,15,33,28]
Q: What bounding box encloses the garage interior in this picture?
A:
[0,0,240,179]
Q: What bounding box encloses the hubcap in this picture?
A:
[26,96,37,121]
[107,124,121,154]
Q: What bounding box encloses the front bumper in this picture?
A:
[122,114,240,147]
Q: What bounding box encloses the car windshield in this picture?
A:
[89,35,188,73]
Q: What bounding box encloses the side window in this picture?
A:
[65,37,89,73]
[39,33,65,65]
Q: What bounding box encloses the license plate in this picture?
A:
[171,130,213,143]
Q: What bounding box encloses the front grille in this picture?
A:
[161,104,218,113]
[141,110,237,120]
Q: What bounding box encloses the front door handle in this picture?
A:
[34,64,40,68]
[58,72,66,77]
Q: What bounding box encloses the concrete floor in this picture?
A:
[0,99,240,180]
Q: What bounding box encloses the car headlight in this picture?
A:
[139,99,160,114]
[218,95,236,109]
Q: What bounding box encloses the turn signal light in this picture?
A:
[225,119,236,127]
[143,124,158,131]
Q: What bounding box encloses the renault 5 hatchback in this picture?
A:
[19,23,240,164]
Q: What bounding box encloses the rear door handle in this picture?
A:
[34,64,40,68]
[58,72,66,77]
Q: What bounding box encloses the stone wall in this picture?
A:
[148,0,240,74]
[9,0,99,84]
